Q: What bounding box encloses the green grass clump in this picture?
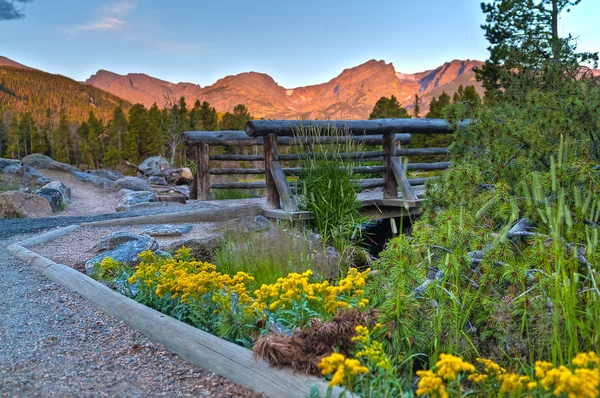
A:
[212,189,258,200]
[213,224,329,287]
[0,175,19,193]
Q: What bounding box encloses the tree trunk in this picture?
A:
[551,0,559,59]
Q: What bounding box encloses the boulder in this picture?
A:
[141,225,193,237]
[170,185,190,199]
[147,176,168,186]
[21,154,79,173]
[115,191,156,212]
[1,164,24,174]
[85,234,159,274]
[0,191,53,218]
[0,158,20,170]
[35,188,66,213]
[166,168,193,186]
[72,171,114,189]
[88,169,124,182]
[139,156,171,176]
[164,234,224,262]
[22,165,53,186]
[90,231,148,253]
[112,177,150,192]
[42,181,71,199]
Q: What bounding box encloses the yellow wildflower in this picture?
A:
[572,352,600,368]
[319,353,368,388]
[416,369,448,398]
[467,373,488,383]
[476,357,506,376]
[535,360,554,379]
[435,354,475,380]
[540,365,600,398]
[498,373,530,393]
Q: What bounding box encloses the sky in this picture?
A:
[0,0,598,89]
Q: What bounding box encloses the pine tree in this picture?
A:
[43,108,57,159]
[146,103,166,157]
[425,92,451,118]
[7,114,20,159]
[414,94,421,118]
[369,95,410,119]
[54,110,72,164]
[221,104,252,130]
[475,0,598,104]
[18,112,36,156]
[199,101,219,131]
[127,104,148,162]
[105,106,129,166]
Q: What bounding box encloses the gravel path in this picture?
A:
[0,235,261,397]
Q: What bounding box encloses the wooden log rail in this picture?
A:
[184,119,465,208]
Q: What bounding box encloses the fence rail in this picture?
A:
[184,119,464,218]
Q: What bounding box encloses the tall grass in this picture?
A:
[294,124,367,258]
[213,224,332,287]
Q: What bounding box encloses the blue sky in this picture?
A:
[0,0,598,88]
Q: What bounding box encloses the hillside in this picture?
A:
[0,64,132,123]
[85,59,486,119]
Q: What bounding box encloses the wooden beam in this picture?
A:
[246,118,469,137]
[391,156,418,201]
[184,131,411,146]
[211,182,267,189]
[382,133,398,199]
[196,143,211,200]
[270,160,298,212]
[262,208,314,221]
[263,134,280,209]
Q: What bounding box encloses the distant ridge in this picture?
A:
[0,56,33,70]
[85,59,485,118]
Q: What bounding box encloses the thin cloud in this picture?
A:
[105,1,134,16]
[0,0,33,21]
[67,1,135,33]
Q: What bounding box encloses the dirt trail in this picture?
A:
[39,169,121,216]
[0,236,258,397]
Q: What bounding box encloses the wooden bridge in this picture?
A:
[183,119,464,220]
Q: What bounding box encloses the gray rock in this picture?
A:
[117,189,135,199]
[141,225,193,237]
[139,156,171,176]
[112,177,150,192]
[147,176,167,186]
[166,168,193,186]
[164,234,224,262]
[73,171,114,189]
[35,188,66,213]
[88,169,124,182]
[169,185,190,199]
[21,154,79,173]
[2,164,24,174]
[154,250,172,259]
[91,231,146,253]
[42,181,71,199]
[0,158,20,169]
[85,235,159,274]
[115,191,156,212]
[0,191,53,218]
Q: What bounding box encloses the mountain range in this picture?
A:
[84,59,485,119]
[3,56,599,121]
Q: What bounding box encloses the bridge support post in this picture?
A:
[193,143,211,201]
[382,132,399,199]
[263,134,281,209]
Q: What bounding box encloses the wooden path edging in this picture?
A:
[81,203,263,227]
[7,226,343,397]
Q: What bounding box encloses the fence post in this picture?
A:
[263,134,280,209]
[195,143,211,201]
[382,132,398,199]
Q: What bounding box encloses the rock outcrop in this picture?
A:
[0,191,53,218]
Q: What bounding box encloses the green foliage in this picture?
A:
[0,66,130,123]
[369,95,410,119]
[221,104,253,130]
[413,94,420,118]
[213,224,324,287]
[212,188,258,200]
[295,125,367,262]
[475,0,599,105]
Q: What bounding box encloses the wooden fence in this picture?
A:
[183,119,464,219]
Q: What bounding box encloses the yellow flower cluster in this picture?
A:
[435,354,476,380]
[249,268,370,315]
[352,325,392,371]
[540,365,600,398]
[416,352,600,398]
[127,250,254,311]
[319,352,369,388]
[416,370,447,398]
[100,257,119,274]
